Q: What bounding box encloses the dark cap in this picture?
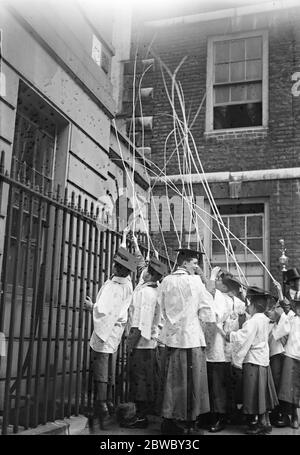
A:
[176,247,205,258]
[246,286,271,297]
[149,257,168,277]
[222,276,245,292]
[113,247,138,272]
[246,286,273,312]
[285,268,300,283]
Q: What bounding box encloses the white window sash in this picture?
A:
[206,30,269,132]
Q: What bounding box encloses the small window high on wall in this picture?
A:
[11,81,69,188]
[210,202,269,289]
[206,31,268,132]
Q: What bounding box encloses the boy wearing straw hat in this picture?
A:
[84,228,138,430]
[158,247,220,435]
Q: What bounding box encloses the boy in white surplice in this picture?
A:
[124,257,168,429]
[158,248,220,435]
[85,229,138,429]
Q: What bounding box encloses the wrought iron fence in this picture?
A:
[0,150,169,434]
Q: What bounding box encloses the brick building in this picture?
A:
[126,0,300,289]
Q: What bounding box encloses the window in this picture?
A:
[13,112,56,192]
[7,81,69,287]
[210,203,269,288]
[206,31,268,132]
[91,34,111,75]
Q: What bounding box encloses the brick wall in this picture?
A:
[133,8,300,174]
[130,6,300,278]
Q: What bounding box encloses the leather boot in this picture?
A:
[245,422,266,435]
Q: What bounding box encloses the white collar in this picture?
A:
[173,267,189,275]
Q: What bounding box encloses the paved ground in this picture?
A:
[79,413,300,436]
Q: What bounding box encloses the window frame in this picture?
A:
[205,30,269,133]
[203,198,270,289]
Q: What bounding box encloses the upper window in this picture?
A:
[206,31,268,132]
[91,34,111,76]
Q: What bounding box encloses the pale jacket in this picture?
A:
[224,296,248,362]
[273,311,300,361]
[205,290,231,362]
[230,312,270,369]
[128,282,161,349]
[268,320,286,357]
[158,269,215,348]
[90,276,132,354]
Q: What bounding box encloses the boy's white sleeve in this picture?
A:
[198,282,216,323]
[230,318,257,369]
[272,312,291,340]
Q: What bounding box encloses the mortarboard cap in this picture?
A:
[113,247,138,272]
[149,257,168,277]
[175,247,204,258]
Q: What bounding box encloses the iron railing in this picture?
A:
[0,150,169,434]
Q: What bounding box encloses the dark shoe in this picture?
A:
[245,423,266,435]
[291,416,299,429]
[196,414,210,430]
[209,420,226,433]
[273,413,290,428]
[123,416,149,429]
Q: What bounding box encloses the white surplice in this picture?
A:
[272,311,300,361]
[205,290,231,362]
[230,312,270,369]
[158,269,215,349]
[90,275,133,354]
[128,281,161,349]
[224,296,248,362]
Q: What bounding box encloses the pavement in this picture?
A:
[78,413,300,436]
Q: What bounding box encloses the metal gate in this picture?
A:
[0,150,166,434]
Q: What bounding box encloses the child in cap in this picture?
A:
[227,286,278,434]
[221,275,249,423]
[265,281,294,428]
[204,272,233,432]
[124,256,168,429]
[84,228,138,430]
[285,267,300,306]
